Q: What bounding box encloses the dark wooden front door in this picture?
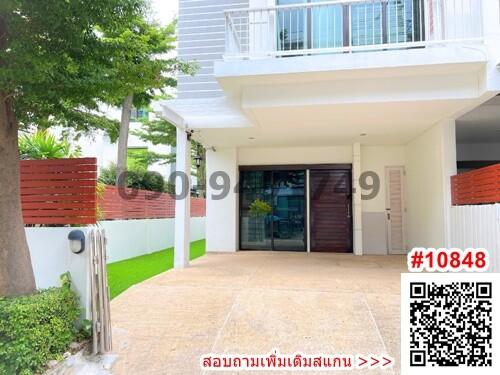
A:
[310,169,353,253]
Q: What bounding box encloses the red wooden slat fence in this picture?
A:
[100,186,206,220]
[20,158,98,225]
[451,164,500,205]
[20,157,206,224]
[191,197,206,217]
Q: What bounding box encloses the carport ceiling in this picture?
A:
[456,95,500,143]
[196,99,478,148]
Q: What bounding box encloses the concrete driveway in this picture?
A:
[110,252,406,374]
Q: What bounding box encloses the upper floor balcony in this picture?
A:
[224,0,483,60]
[214,0,495,103]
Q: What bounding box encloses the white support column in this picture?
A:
[174,128,191,269]
[352,143,363,255]
[440,119,457,248]
[206,148,239,252]
[306,169,311,253]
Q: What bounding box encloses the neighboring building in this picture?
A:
[69,105,174,178]
[162,0,500,263]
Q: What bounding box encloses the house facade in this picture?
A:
[162,0,500,265]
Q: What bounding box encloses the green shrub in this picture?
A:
[0,274,80,375]
[99,162,165,192]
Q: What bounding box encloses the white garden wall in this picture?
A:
[450,204,500,273]
[26,217,206,316]
[102,217,205,263]
[26,227,91,318]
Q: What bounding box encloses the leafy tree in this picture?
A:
[19,130,81,159]
[134,117,206,197]
[101,18,196,187]
[0,0,146,297]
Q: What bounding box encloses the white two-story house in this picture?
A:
[161,0,500,266]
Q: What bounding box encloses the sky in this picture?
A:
[149,0,179,25]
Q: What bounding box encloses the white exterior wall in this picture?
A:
[361,145,406,254]
[206,148,239,252]
[238,146,353,165]
[206,144,413,254]
[352,143,363,255]
[26,227,91,319]
[404,120,457,249]
[102,217,205,263]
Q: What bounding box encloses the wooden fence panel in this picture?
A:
[451,164,500,205]
[100,186,205,220]
[20,158,97,225]
[191,197,206,217]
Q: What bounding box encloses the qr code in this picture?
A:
[401,273,500,375]
[409,282,492,366]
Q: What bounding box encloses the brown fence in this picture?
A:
[20,158,206,224]
[100,186,206,220]
[451,164,500,205]
[20,158,98,225]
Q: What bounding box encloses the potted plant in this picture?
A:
[248,199,272,243]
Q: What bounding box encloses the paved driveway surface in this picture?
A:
[111,251,406,374]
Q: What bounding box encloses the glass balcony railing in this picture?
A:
[224,0,483,59]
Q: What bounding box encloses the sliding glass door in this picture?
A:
[276,0,424,53]
[240,169,306,251]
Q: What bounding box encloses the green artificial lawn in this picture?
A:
[107,239,205,299]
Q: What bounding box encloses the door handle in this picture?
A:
[386,209,391,221]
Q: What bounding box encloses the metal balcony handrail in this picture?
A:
[224,0,484,59]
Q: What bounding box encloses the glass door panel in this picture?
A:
[311,0,343,49]
[349,0,424,47]
[277,0,307,52]
[351,1,384,46]
[240,169,306,251]
[386,0,415,43]
[272,171,305,251]
[240,171,273,250]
